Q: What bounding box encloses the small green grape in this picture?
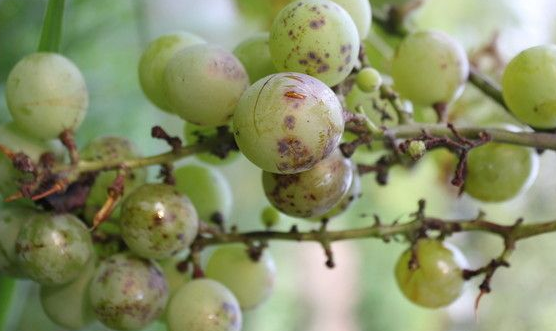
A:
[391,30,469,106]
[502,45,556,128]
[345,86,398,128]
[332,0,372,39]
[173,165,233,223]
[164,44,249,126]
[233,72,344,174]
[6,52,88,139]
[261,206,281,228]
[15,213,93,285]
[0,206,35,277]
[395,239,465,308]
[407,140,426,160]
[314,166,361,221]
[262,149,353,218]
[206,245,277,310]
[356,67,382,92]
[183,123,239,165]
[159,252,191,298]
[269,0,360,87]
[120,183,199,259]
[233,33,277,83]
[89,253,168,331]
[166,279,242,331]
[139,32,206,112]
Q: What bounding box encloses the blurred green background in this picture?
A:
[2,0,556,330]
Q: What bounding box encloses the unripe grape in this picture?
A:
[164,44,249,126]
[89,253,168,330]
[407,140,426,160]
[120,184,199,260]
[206,245,277,310]
[332,0,372,39]
[395,239,465,308]
[233,72,344,174]
[356,67,382,92]
[183,123,239,165]
[233,33,277,83]
[139,32,206,112]
[391,30,469,106]
[6,52,88,139]
[0,206,35,277]
[261,206,281,228]
[159,253,191,297]
[502,45,556,128]
[166,279,242,331]
[262,149,353,218]
[269,0,360,86]
[314,166,361,221]
[15,213,93,285]
[345,86,398,128]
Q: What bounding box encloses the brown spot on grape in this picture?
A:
[317,64,329,73]
[276,137,314,172]
[284,91,306,99]
[299,59,308,65]
[309,19,325,29]
[344,55,352,64]
[283,116,296,130]
[325,53,330,58]
[308,52,317,59]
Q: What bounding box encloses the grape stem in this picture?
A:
[37,0,66,53]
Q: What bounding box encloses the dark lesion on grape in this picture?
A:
[276,136,314,172]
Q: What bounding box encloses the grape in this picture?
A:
[139,32,206,112]
[6,52,88,139]
[261,206,281,228]
[332,0,372,39]
[173,165,233,223]
[183,123,239,165]
[159,252,191,297]
[391,30,469,106]
[205,245,277,310]
[233,33,277,83]
[89,253,168,330]
[355,67,382,92]
[120,183,199,259]
[314,165,361,221]
[501,45,556,128]
[269,0,360,86]
[0,206,35,277]
[464,142,538,202]
[395,239,465,308]
[262,148,353,218]
[15,213,93,285]
[345,85,398,127]
[39,259,96,330]
[164,44,249,126]
[166,279,242,331]
[233,72,344,174]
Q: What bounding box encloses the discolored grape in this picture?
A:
[313,165,361,221]
[233,33,277,83]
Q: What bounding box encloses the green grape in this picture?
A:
[233,33,277,83]
[355,67,382,92]
[233,72,344,174]
[314,165,361,221]
[173,165,233,223]
[39,259,96,330]
[464,142,538,202]
[159,252,191,297]
[120,184,199,259]
[0,206,35,277]
[345,85,398,127]
[395,239,465,308]
[89,253,168,330]
[206,245,276,310]
[332,0,372,39]
[166,279,242,331]
[391,30,469,106]
[15,213,93,285]
[407,140,426,159]
[6,52,88,139]
[164,44,249,126]
[261,206,281,228]
[269,0,360,86]
[80,136,147,223]
[501,45,556,128]
[139,32,206,112]
[262,149,353,218]
[183,123,239,165]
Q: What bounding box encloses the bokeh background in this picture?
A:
[2,0,556,330]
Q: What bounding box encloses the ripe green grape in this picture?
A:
[6,52,88,139]
[502,45,556,128]
[15,213,93,285]
[166,279,242,331]
[164,44,249,126]
[233,33,277,83]
[173,165,233,223]
[120,183,199,259]
[159,252,191,297]
[39,259,96,330]
[464,142,538,202]
[89,253,168,330]
[269,0,360,86]
[332,0,372,39]
[391,30,469,106]
[345,86,398,128]
[395,239,465,308]
[355,67,382,92]
[139,32,206,112]
[262,149,353,218]
[183,123,239,165]
[314,166,361,221]
[233,72,344,174]
[206,245,277,310]
[0,206,35,277]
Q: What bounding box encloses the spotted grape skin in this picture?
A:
[164,44,249,126]
[0,206,35,277]
[313,166,361,221]
[391,31,469,107]
[332,0,372,39]
[6,52,88,139]
[15,213,93,285]
[233,33,277,83]
[502,45,556,128]
[395,239,465,308]
[183,123,239,165]
[120,183,199,260]
[269,0,360,86]
[89,253,168,331]
[262,149,353,218]
[166,279,242,331]
[233,72,344,174]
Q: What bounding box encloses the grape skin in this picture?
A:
[345,85,398,128]
[312,166,361,221]
[355,67,382,92]
[0,206,35,277]
[332,0,372,39]
[233,33,277,83]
